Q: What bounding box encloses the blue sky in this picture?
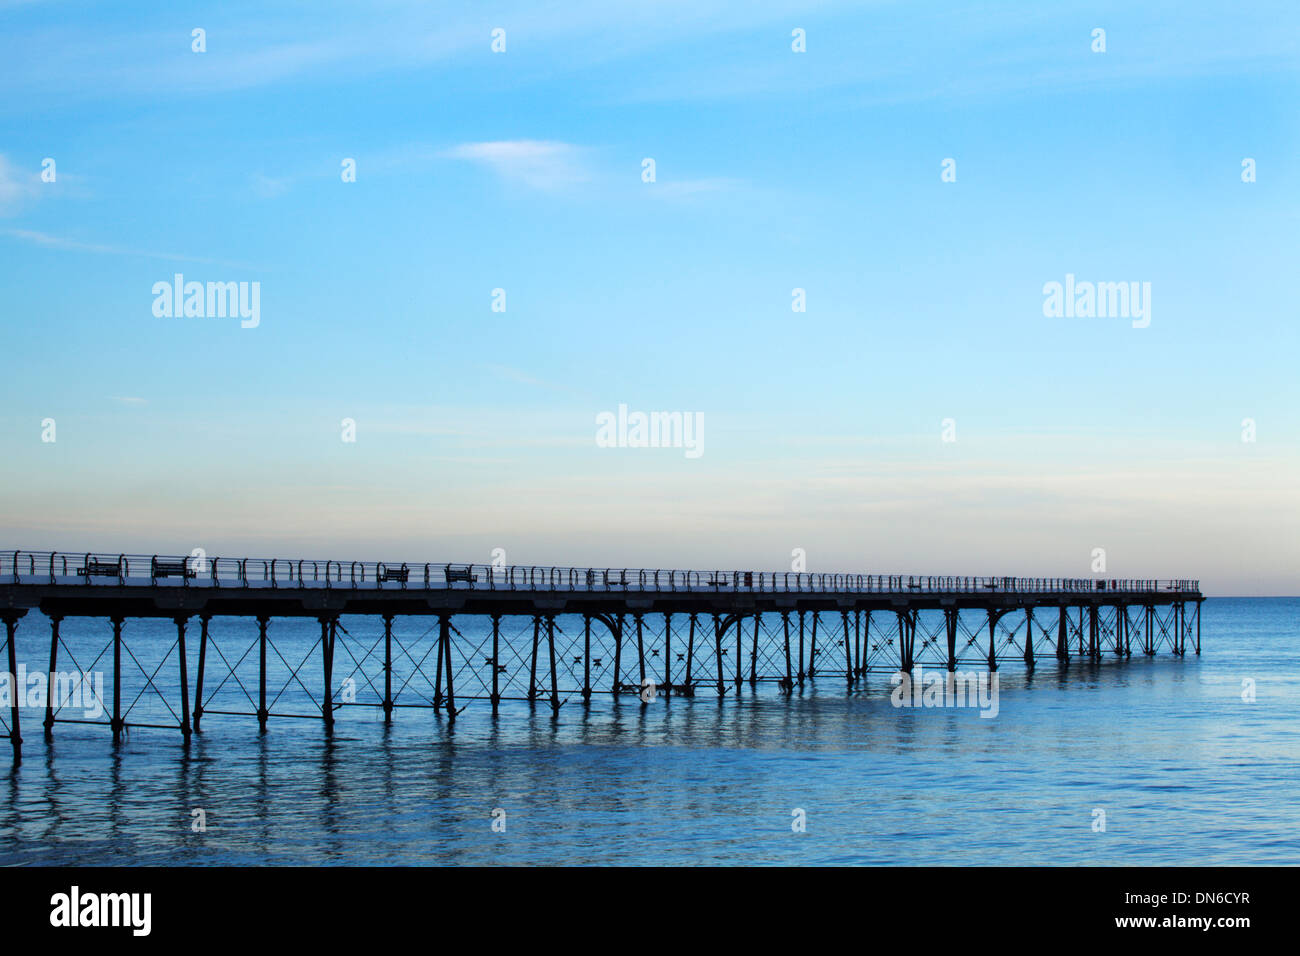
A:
[1,1,1297,594]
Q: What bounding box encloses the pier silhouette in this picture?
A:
[0,550,1203,758]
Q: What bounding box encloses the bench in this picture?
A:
[77,560,122,578]
[152,558,196,580]
[377,566,409,584]
[445,566,477,585]
[603,571,627,588]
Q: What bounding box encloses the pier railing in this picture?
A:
[0,550,1200,595]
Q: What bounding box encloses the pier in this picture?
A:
[0,550,1203,758]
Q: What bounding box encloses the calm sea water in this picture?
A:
[1,597,1295,866]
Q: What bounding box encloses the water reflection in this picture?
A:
[1,600,1297,865]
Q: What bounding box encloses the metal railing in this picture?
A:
[0,550,1200,595]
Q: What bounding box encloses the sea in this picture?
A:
[1,597,1296,866]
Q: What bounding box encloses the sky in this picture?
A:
[1,1,1297,595]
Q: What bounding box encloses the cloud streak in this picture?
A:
[0,228,258,268]
[442,140,589,190]
[0,154,41,214]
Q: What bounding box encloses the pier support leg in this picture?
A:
[986,611,998,672]
[1195,602,1201,656]
[1145,605,1154,656]
[842,611,853,686]
[1088,605,1099,661]
[808,612,819,679]
[257,615,269,732]
[685,613,697,696]
[735,613,744,689]
[528,615,540,702]
[1024,608,1034,669]
[946,608,958,672]
[635,613,646,689]
[781,612,793,693]
[546,615,558,714]
[491,614,501,714]
[194,615,209,732]
[4,615,21,758]
[321,618,336,733]
[583,615,592,703]
[713,614,725,697]
[433,615,445,711]
[382,614,393,723]
[443,614,456,722]
[611,614,624,696]
[1078,607,1085,658]
[749,613,759,686]
[111,616,124,740]
[176,616,192,742]
[44,615,61,737]
[854,610,862,677]
[860,611,871,676]
[898,611,913,673]
[1056,605,1069,662]
[663,613,672,692]
[797,610,806,685]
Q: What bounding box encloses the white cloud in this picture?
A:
[442,140,588,190]
[0,154,40,214]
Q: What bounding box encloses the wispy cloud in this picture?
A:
[4,2,1296,113]
[0,228,257,268]
[0,3,822,105]
[250,172,293,198]
[442,141,589,190]
[0,154,41,214]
